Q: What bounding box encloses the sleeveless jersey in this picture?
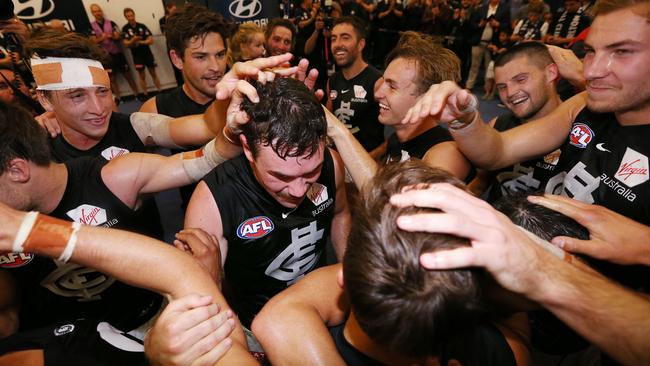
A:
[545,108,650,290]
[1,157,162,332]
[0,319,147,366]
[204,151,337,327]
[385,126,453,162]
[329,321,517,366]
[48,112,145,163]
[328,66,384,151]
[486,113,562,203]
[47,111,163,240]
[155,85,212,118]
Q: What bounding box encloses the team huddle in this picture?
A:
[0,0,650,365]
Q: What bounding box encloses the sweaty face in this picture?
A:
[45,87,113,142]
[266,26,293,56]
[180,32,227,102]
[331,23,363,68]
[495,56,551,120]
[583,4,650,118]
[375,58,420,126]
[241,33,266,61]
[247,142,325,209]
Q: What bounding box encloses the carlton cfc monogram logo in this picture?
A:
[569,123,595,148]
[237,216,275,239]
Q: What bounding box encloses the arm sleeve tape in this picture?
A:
[181,139,227,181]
[130,112,183,149]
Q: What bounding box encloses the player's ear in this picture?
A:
[336,266,344,289]
[241,135,254,163]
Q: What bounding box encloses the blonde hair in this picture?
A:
[227,23,264,66]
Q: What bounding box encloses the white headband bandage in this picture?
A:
[31,57,111,90]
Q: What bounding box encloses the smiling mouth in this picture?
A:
[378,102,390,111]
[508,95,528,106]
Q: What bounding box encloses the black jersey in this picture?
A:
[329,321,517,366]
[155,85,212,118]
[122,22,153,59]
[329,66,384,151]
[385,126,453,162]
[544,109,650,290]
[551,9,590,40]
[47,112,163,240]
[1,157,162,332]
[204,151,337,327]
[48,112,145,162]
[0,319,148,366]
[486,113,562,203]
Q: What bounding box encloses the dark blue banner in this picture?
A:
[191,0,279,27]
[13,0,90,32]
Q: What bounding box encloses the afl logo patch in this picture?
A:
[569,123,595,148]
[0,252,34,268]
[237,216,274,239]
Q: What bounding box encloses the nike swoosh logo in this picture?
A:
[596,143,611,153]
[341,89,349,93]
[282,212,289,219]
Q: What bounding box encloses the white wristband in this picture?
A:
[58,222,81,263]
[12,211,39,253]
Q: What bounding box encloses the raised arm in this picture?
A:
[329,150,351,260]
[0,203,257,366]
[402,81,587,170]
[252,265,348,366]
[323,107,378,190]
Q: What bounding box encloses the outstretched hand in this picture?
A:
[528,194,650,266]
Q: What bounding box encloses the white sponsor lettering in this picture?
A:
[54,324,75,336]
[601,173,637,202]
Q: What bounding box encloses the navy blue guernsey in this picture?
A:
[545,108,650,291]
[203,150,337,327]
[0,319,148,366]
[48,112,145,162]
[328,65,384,151]
[486,112,562,203]
[1,157,162,332]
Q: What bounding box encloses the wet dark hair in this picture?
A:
[344,161,485,358]
[493,192,589,241]
[240,78,326,159]
[0,102,51,174]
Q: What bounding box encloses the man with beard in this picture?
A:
[403,0,650,291]
[140,3,230,116]
[326,16,384,153]
[470,42,564,201]
[264,18,297,57]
